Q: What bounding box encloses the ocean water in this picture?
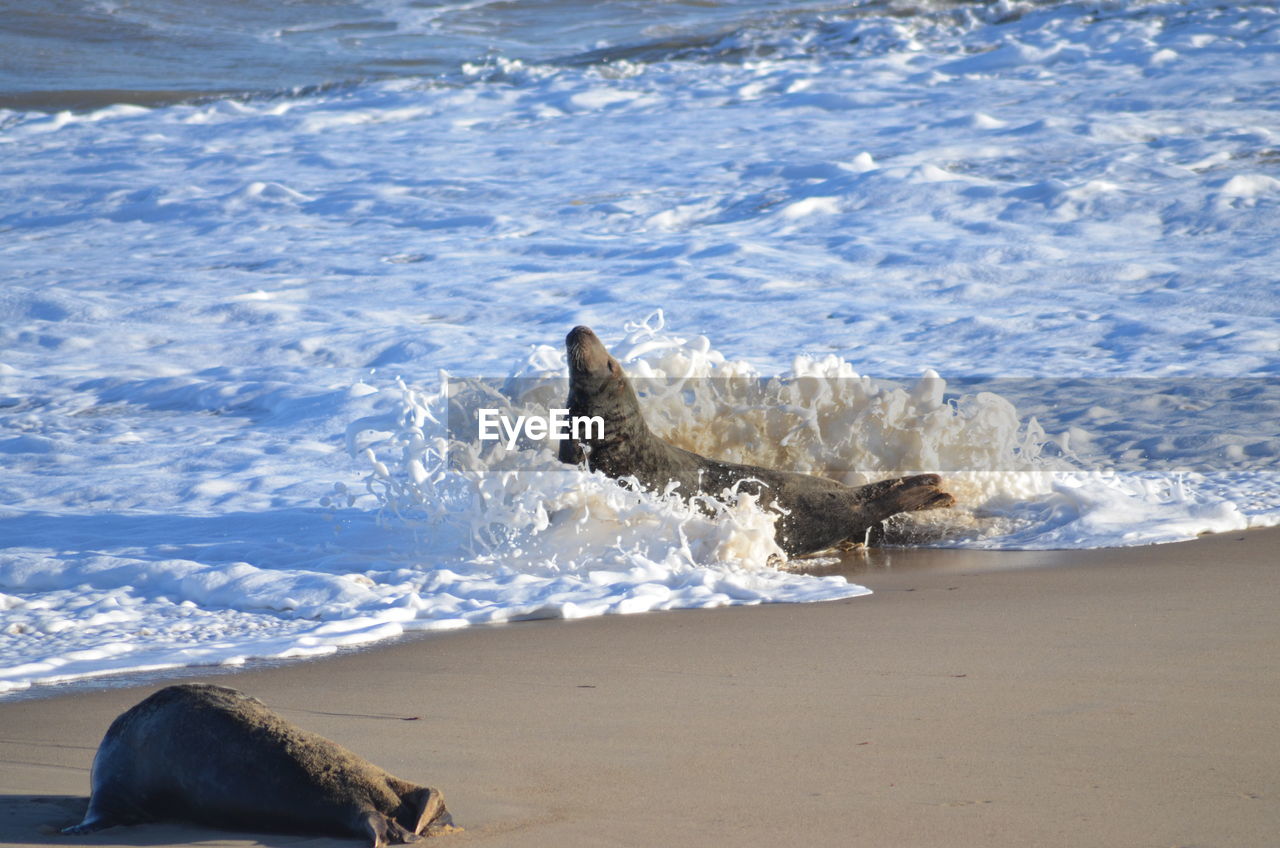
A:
[2,0,1278,695]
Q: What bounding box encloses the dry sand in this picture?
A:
[2,528,1277,847]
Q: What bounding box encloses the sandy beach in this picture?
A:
[3,527,1277,848]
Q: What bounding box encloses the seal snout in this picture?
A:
[565,325,613,377]
[566,325,596,345]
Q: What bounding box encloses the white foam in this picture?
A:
[355,315,1268,561]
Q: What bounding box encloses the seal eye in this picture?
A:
[607,361,617,374]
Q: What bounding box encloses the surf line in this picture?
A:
[478,408,604,450]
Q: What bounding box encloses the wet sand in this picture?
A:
[3,528,1278,847]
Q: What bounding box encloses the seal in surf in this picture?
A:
[558,325,954,555]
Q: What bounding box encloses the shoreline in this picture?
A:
[2,532,1214,706]
[0,536,1108,706]
[3,527,1278,846]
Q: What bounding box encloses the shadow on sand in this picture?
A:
[0,794,364,847]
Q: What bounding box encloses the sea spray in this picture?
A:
[352,315,1268,560]
[352,313,1046,561]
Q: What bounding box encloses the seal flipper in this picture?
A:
[400,787,452,836]
[860,474,955,524]
[360,811,422,848]
[61,813,117,836]
[853,473,943,503]
[62,789,141,836]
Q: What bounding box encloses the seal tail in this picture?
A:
[403,786,454,837]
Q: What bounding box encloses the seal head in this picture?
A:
[560,326,650,467]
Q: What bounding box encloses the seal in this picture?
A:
[62,683,454,847]
[558,326,954,555]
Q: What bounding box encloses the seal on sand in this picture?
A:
[63,684,454,847]
[558,326,954,555]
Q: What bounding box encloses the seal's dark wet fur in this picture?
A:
[559,326,954,556]
[63,684,453,847]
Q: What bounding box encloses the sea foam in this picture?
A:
[351,312,1264,574]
